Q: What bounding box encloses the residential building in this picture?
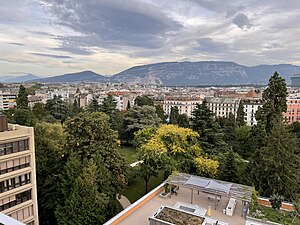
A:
[0,116,39,225]
[163,97,203,117]
[0,92,17,110]
[205,97,240,118]
[109,92,137,111]
[284,98,300,124]
[243,99,263,126]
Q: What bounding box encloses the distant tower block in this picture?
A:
[291,74,300,87]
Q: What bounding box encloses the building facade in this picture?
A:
[243,99,263,126]
[163,97,202,117]
[0,92,17,110]
[205,97,240,118]
[284,98,300,124]
[0,117,39,225]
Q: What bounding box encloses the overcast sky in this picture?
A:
[1,0,300,77]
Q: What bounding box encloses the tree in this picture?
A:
[87,98,100,113]
[155,105,167,123]
[56,159,110,225]
[169,106,180,125]
[191,102,228,153]
[134,96,154,106]
[33,103,46,121]
[194,156,219,178]
[235,125,252,158]
[16,84,28,109]
[178,114,190,128]
[256,71,287,134]
[124,106,161,142]
[45,95,69,123]
[100,94,117,113]
[135,124,218,184]
[223,112,238,151]
[254,121,299,199]
[13,108,36,126]
[236,101,246,127]
[64,112,128,193]
[219,150,240,183]
[35,122,66,225]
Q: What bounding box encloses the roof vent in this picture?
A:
[0,115,8,132]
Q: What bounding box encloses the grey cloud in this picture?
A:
[49,47,94,55]
[196,38,229,53]
[264,42,284,50]
[30,53,72,59]
[232,13,252,29]
[7,42,25,46]
[40,0,182,49]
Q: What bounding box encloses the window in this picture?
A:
[0,139,29,156]
[0,173,31,193]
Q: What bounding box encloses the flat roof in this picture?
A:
[166,173,254,202]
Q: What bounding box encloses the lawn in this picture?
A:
[251,205,300,225]
[123,171,165,203]
[119,146,138,164]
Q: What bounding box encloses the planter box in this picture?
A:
[159,191,171,199]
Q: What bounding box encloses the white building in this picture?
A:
[163,97,203,117]
[206,97,240,118]
[0,92,17,110]
[243,99,263,126]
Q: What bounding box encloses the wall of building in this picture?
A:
[0,124,39,225]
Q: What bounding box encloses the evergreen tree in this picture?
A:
[178,114,190,128]
[169,106,180,124]
[45,95,69,123]
[155,105,167,123]
[236,101,246,127]
[123,106,161,142]
[256,71,287,134]
[134,96,154,106]
[87,97,100,112]
[256,120,299,199]
[219,150,240,183]
[223,112,238,151]
[100,94,117,113]
[33,103,46,121]
[16,84,28,109]
[191,101,228,153]
[126,100,131,109]
[56,159,110,225]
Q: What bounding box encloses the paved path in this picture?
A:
[117,195,131,209]
[130,160,143,167]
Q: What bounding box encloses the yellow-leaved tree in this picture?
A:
[135,124,219,193]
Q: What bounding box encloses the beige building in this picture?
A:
[163,97,203,117]
[0,92,17,110]
[206,97,240,118]
[0,116,39,225]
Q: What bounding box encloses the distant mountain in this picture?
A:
[111,61,300,85]
[31,71,108,83]
[3,74,40,83]
[25,61,300,85]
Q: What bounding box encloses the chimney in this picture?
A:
[0,115,8,132]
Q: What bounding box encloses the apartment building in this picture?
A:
[163,97,203,117]
[284,98,300,124]
[109,92,137,111]
[0,92,17,110]
[243,99,263,126]
[0,116,39,225]
[205,97,240,118]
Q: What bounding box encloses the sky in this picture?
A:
[1,0,300,77]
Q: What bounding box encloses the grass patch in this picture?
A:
[251,205,299,225]
[123,171,164,203]
[119,146,138,164]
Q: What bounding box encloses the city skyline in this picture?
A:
[1,0,300,77]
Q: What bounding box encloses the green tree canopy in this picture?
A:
[134,95,154,106]
[45,95,69,123]
[191,101,228,153]
[16,84,28,109]
[236,101,246,127]
[256,71,287,133]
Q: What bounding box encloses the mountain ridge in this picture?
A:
[7,61,300,85]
